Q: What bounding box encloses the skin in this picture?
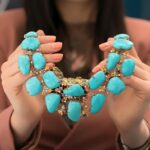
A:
[1,30,63,147]
[92,39,150,148]
[55,0,98,24]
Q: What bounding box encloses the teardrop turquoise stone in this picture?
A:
[67,101,81,122]
[26,77,43,96]
[106,53,120,71]
[113,39,133,50]
[43,71,60,89]
[63,84,85,96]
[114,34,129,40]
[106,77,126,95]
[121,59,135,77]
[21,37,40,51]
[18,55,30,75]
[24,31,38,38]
[32,52,46,70]
[45,93,61,113]
[90,94,106,114]
[89,71,106,90]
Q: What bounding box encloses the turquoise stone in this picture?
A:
[45,93,61,113]
[21,37,40,51]
[63,84,85,96]
[90,94,106,114]
[43,71,60,89]
[18,55,30,75]
[26,77,43,96]
[89,71,106,90]
[106,77,126,95]
[32,52,46,70]
[114,34,129,40]
[24,31,38,38]
[113,39,133,50]
[121,59,135,77]
[67,101,81,122]
[106,53,120,70]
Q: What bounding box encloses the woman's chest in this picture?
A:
[38,105,118,150]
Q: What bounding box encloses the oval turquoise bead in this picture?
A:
[63,84,85,97]
[106,53,120,71]
[114,34,129,40]
[45,93,61,113]
[106,77,126,95]
[43,71,60,89]
[26,77,43,96]
[113,39,133,50]
[32,52,46,70]
[24,31,38,38]
[90,94,106,114]
[67,101,81,122]
[18,55,30,75]
[89,71,106,90]
[21,37,40,51]
[121,59,135,77]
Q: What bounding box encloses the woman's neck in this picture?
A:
[55,0,98,24]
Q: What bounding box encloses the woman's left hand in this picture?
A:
[92,38,150,148]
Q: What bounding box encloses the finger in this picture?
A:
[8,45,21,60]
[39,42,63,54]
[128,55,150,72]
[103,38,114,58]
[99,40,113,52]
[44,53,63,63]
[8,35,57,60]
[2,50,24,71]
[5,72,32,87]
[38,36,56,44]
[37,30,45,36]
[46,63,55,69]
[92,59,107,73]
[8,41,62,67]
[123,76,149,92]
[128,47,140,59]
[1,62,20,79]
[133,65,150,80]
[99,38,139,59]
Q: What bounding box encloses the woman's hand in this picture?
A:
[0,30,63,146]
[92,38,150,148]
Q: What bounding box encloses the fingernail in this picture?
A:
[92,68,95,73]
[51,36,56,41]
[99,41,112,50]
[92,67,99,73]
[122,77,131,82]
[51,42,63,49]
[37,48,41,51]
[56,54,64,60]
[59,54,64,59]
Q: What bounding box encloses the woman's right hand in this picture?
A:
[0,30,63,146]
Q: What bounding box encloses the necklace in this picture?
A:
[18,32,135,122]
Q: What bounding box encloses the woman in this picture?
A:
[0,0,150,149]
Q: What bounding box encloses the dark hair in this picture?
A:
[24,0,126,78]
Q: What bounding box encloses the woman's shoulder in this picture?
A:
[0,8,26,57]
[125,16,150,41]
[125,17,150,65]
[0,8,26,30]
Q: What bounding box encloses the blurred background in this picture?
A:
[0,0,150,20]
[124,0,150,20]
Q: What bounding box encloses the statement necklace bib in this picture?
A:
[18,32,135,122]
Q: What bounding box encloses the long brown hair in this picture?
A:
[24,0,126,78]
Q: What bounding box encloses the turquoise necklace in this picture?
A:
[18,32,135,122]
